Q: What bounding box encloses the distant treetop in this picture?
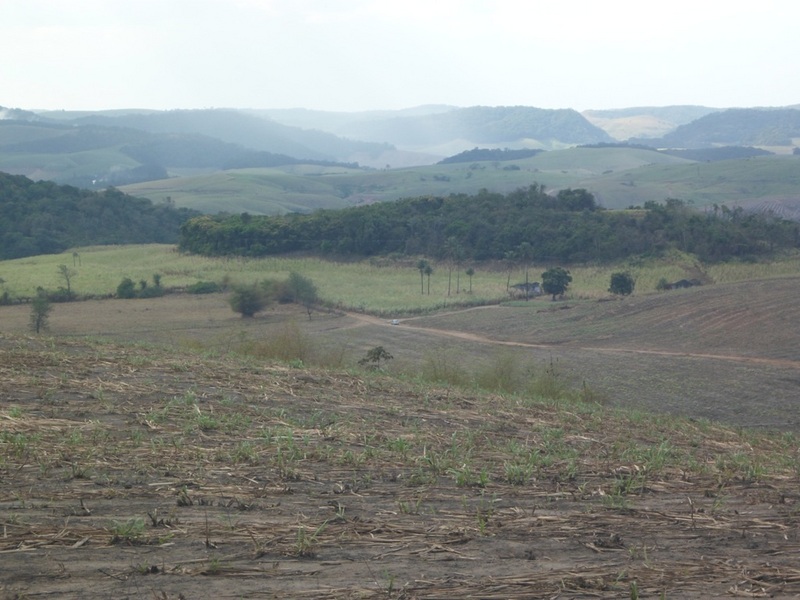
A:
[439,147,544,164]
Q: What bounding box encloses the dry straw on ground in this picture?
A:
[2,332,800,598]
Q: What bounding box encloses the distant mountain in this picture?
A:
[583,105,721,140]
[4,103,800,207]
[0,106,41,121]
[0,118,357,188]
[272,105,614,153]
[631,108,800,148]
[71,109,389,162]
[251,105,456,134]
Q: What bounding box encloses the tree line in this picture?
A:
[178,185,799,263]
[0,172,201,259]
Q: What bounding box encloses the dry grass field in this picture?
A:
[2,274,800,598]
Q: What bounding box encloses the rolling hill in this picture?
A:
[582,105,721,140]
[630,107,800,148]
[119,147,800,217]
[2,104,800,220]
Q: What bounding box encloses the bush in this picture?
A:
[46,287,75,302]
[608,272,635,296]
[420,346,469,387]
[116,278,137,299]
[29,292,52,334]
[229,283,268,317]
[475,351,523,393]
[235,322,313,363]
[138,285,166,298]
[358,346,394,370]
[186,281,220,294]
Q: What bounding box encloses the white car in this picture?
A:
[390,319,400,325]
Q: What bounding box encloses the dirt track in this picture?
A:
[348,308,800,370]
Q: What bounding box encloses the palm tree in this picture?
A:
[517,242,534,300]
[424,264,433,295]
[465,267,475,293]
[416,259,429,295]
[503,250,517,291]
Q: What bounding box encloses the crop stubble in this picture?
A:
[2,331,800,598]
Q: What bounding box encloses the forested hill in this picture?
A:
[631,108,800,148]
[179,186,799,263]
[0,172,200,259]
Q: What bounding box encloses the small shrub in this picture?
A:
[420,346,469,387]
[358,346,394,370]
[475,351,522,393]
[608,272,635,296]
[229,283,268,317]
[138,285,165,299]
[29,292,52,334]
[237,322,313,363]
[187,281,220,294]
[117,277,137,299]
[526,357,569,400]
[45,286,75,302]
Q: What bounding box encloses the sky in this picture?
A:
[2,0,799,113]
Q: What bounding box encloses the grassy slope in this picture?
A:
[0,122,139,182]
[118,147,691,214]
[2,244,797,312]
[6,244,800,432]
[116,150,800,215]
[586,155,800,209]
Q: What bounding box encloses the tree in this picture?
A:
[444,237,463,297]
[229,283,268,318]
[57,264,76,299]
[287,272,318,318]
[424,263,433,295]
[358,345,394,370]
[416,259,429,295]
[503,250,517,291]
[541,267,572,301]
[517,242,534,300]
[465,267,475,293]
[30,291,52,334]
[608,271,635,296]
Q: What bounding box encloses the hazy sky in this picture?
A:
[3,0,798,113]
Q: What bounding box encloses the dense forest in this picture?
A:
[0,172,200,259]
[179,185,799,263]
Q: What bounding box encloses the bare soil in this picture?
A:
[2,285,800,598]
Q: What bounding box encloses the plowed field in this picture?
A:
[2,278,800,598]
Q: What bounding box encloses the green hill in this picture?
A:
[584,154,800,210]
[633,107,800,148]
[120,147,693,215]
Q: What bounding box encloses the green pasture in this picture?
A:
[121,147,684,215]
[116,149,800,217]
[1,245,797,315]
[587,155,800,209]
